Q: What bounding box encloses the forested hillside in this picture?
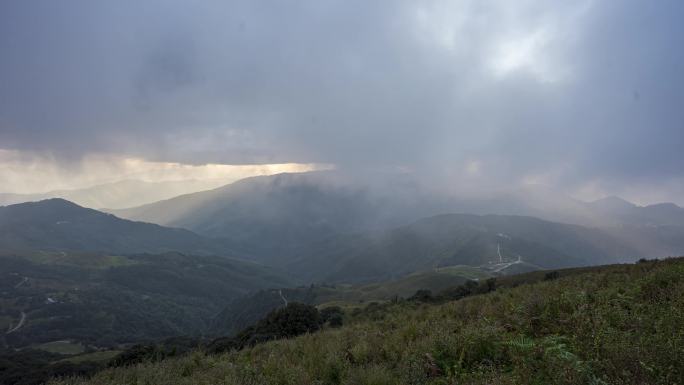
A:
[0,252,293,350]
[0,199,232,256]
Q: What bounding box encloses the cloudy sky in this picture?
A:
[1,1,683,203]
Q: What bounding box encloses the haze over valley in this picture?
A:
[1,1,683,384]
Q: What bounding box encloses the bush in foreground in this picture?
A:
[208,303,321,354]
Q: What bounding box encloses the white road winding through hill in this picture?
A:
[278,289,288,307]
[6,312,26,334]
[14,276,28,288]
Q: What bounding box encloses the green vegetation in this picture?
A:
[57,350,121,364]
[210,266,488,336]
[112,173,684,284]
[21,252,138,269]
[286,213,636,283]
[433,265,491,280]
[107,337,201,369]
[208,303,323,355]
[0,348,103,385]
[111,173,652,283]
[0,199,233,256]
[0,247,296,385]
[0,252,293,350]
[51,258,684,385]
[34,341,85,355]
[102,304,330,370]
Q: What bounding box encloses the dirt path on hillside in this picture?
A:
[6,312,26,334]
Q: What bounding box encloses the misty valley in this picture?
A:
[2,1,684,383]
[1,172,683,384]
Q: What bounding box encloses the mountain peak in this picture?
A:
[589,196,637,211]
[3,198,84,211]
[0,198,100,225]
[38,197,82,206]
[0,197,232,256]
[644,202,682,211]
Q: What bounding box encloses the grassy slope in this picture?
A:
[210,265,490,336]
[317,265,491,306]
[53,258,684,385]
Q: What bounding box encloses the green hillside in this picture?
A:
[95,173,684,289]
[0,199,233,256]
[113,173,669,282]
[286,213,637,283]
[210,265,489,336]
[0,252,293,350]
[52,258,684,385]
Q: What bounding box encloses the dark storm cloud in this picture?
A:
[0,0,683,193]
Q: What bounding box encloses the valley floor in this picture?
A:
[51,258,684,385]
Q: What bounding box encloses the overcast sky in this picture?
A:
[1,1,683,203]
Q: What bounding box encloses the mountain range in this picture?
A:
[0,199,232,257]
[4,173,684,280]
[1,196,639,285]
[107,172,684,274]
[3,171,684,370]
[0,179,231,210]
[109,172,414,263]
[283,213,637,283]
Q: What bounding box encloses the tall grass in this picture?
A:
[52,259,684,385]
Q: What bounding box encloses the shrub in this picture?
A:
[208,303,320,354]
[544,271,560,281]
[320,306,344,328]
[409,289,433,302]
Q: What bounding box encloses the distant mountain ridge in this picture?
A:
[0,196,651,286]
[109,172,424,264]
[112,172,684,229]
[285,213,638,283]
[0,198,234,256]
[588,196,637,211]
[9,173,681,284]
[0,179,231,210]
[448,187,684,228]
[109,172,684,276]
